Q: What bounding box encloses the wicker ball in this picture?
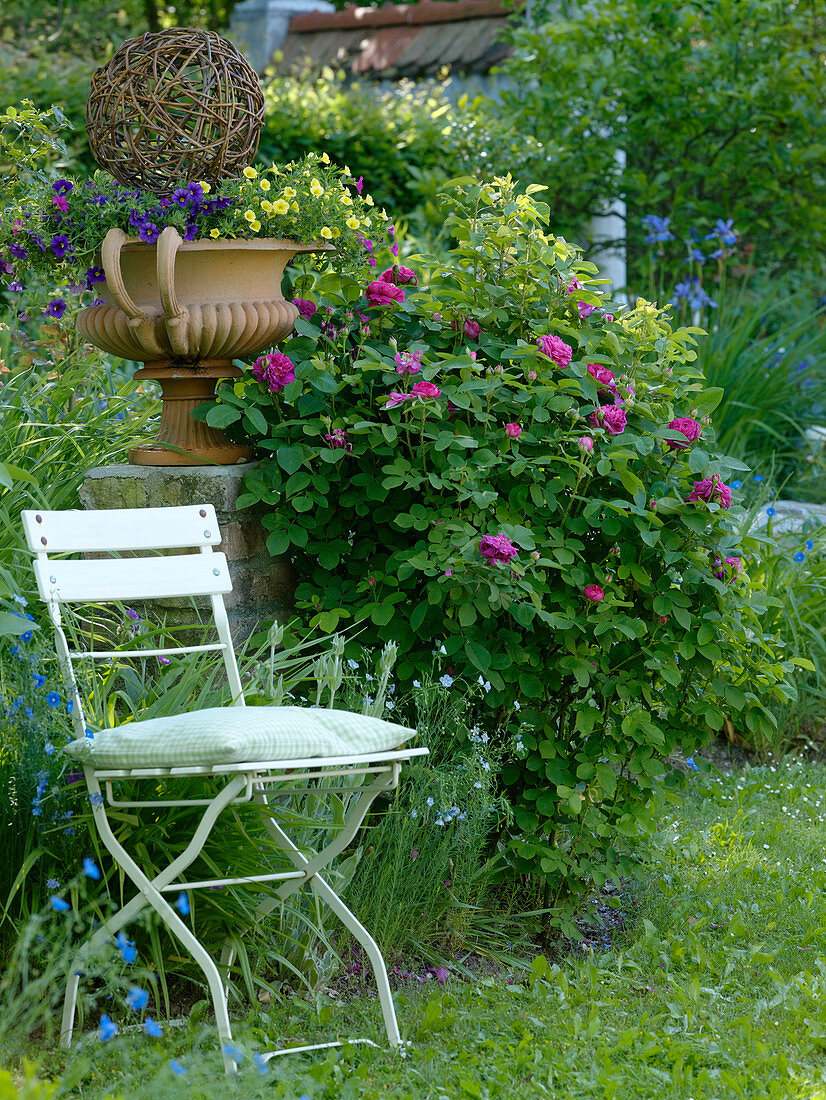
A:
[86,27,265,196]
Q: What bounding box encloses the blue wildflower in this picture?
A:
[46,692,60,708]
[754,475,763,482]
[90,793,105,807]
[175,892,190,916]
[766,507,775,516]
[806,540,814,550]
[439,674,454,688]
[689,249,706,264]
[169,1061,187,1076]
[795,552,805,562]
[33,673,46,688]
[222,1043,243,1064]
[83,858,101,880]
[20,631,32,643]
[685,757,699,771]
[254,1052,270,1075]
[44,743,54,755]
[46,878,60,890]
[731,480,742,489]
[116,931,137,964]
[67,700,74,714]
[712,218,737,245]
[51,896,70,912]
[99,1015,118,1042]
[144,1018,163,1037]
[126,986,149,1010]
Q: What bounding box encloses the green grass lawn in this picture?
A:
[12,757,826,1098]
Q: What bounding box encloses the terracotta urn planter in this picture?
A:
[77,226,321,465]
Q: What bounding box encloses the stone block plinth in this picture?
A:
[79,464,294,643]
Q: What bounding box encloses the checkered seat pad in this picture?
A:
[64,706,416,769]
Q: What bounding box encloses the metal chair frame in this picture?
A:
[22,504,426,1073]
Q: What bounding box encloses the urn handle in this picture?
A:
[156,226,189,358]
[100,228,146,322]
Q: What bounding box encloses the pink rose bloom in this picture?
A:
[566,277,582,295]
[590,405,627,435]
[528,370,537,380]
[385,390,414,409]
[292,297,317,319]
[666,417,702,450]
[687,478,732,509]
[713,556,742,580]
[577,301,596,319]
[380,265,418,286]
[578,435,594,452]
[602,313,614,323]
[504,422,522,438]
[395,349,423,375]
[251,351,295,394]
[411,380,441,399]
[366,280,405,306]
[324,428,352,452]
[586,362,617,395]
[479,534,519,563]
[583,584,604,602]
[536,334,573,367]
[463,318,481,340]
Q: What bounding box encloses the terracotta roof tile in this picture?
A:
[277,0,515,78]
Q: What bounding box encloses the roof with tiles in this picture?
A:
[275,0,515,79]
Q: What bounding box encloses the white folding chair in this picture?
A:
[22,504,427,1073]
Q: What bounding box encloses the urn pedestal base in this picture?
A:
[129,359,252,467]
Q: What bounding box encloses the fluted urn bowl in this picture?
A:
[78,226,321,465]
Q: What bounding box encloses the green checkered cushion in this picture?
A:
[63,706,416,769]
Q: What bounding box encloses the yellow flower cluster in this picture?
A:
[229,152,375,248]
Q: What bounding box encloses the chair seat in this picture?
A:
[63,706,416,770]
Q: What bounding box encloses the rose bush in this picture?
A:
[215,177,798,930]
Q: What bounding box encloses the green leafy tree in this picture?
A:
[497,0,826,286]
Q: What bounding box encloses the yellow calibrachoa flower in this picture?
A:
[261,199,273,213]
[332,227,341,239]
[291,201,300,212]
[310,179,324,197]
[209,228,220,238]
[320,226,333,239]
[243,209,256,222]
[273,199,289,215]
[346,216,359,230]
[250,219,261,232]
[364,194,374,207]
[259,178,271,192]
[339,192,352,207]
[283,187,296,199]
[319,152,330,165]
[199,181,211,194]
[243,166,257,179]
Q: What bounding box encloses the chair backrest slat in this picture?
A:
[21,505,220,553]
[32,552,232,604]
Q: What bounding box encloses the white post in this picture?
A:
[589,146,627,299]
[229,0,334,74]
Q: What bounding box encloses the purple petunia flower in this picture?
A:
[52,180,73,196]
[137,222,160,244]
[9,243,27,260]
[45,299,67,319]
[50,235,71,258]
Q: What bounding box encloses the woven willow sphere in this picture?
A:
[85,27,265,196]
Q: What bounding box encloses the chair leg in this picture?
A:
[309,872,402,1048]
[60,890,152,1048]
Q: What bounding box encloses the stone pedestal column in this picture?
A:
[79,464,294,643]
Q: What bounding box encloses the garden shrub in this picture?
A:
[257,70,551,244]
[497,0,826,288]
[213,177,799,932]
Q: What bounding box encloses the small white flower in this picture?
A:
[413,679,421,688]
[385,700,395,710]
[439,644,447,655]
[426,797,434,807]
[440,674,454,688]
[473,782,483,789]
[366,673,374,682]
[514,701,521,711]
[411,809,418,819]
[347,659,360,669]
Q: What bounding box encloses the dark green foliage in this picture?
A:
[498,0,826,286]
